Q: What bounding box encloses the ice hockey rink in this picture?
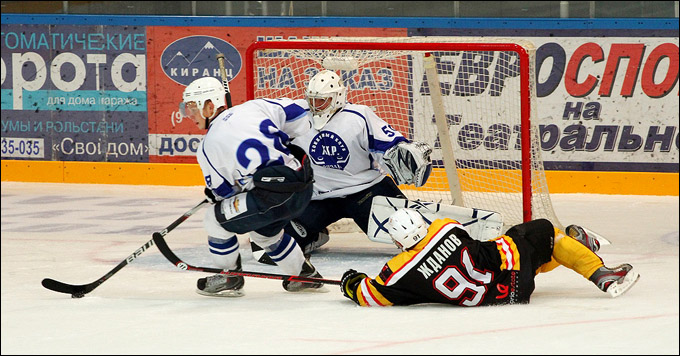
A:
[1,181,678,355]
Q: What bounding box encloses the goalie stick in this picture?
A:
[152,233,342,286]
[41,199,209,298]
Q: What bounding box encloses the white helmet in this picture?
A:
[386,208,429,251]
[181,77,226,120]
[306,69,347,130]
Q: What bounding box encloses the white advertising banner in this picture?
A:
[525,36,678,172]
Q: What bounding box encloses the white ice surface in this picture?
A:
[1,182,678,355]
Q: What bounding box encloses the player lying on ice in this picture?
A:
[341,208,640,306]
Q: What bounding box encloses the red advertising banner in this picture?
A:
[146,26,406,163]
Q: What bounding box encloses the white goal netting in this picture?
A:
[246,37,562,232]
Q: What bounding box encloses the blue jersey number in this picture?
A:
[236,119,290,169]
[382,125,396,137]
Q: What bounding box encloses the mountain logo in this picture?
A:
[160,35,242,86]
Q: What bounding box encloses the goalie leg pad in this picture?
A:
[344,176,406,232]
[367,196,504,244]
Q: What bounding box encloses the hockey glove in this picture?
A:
[341,269,368,303]
[383,141,432,187]
[204,187,218,204]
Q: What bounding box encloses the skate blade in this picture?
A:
[581,226,612,246]
[196,289,245,298]
[608,269,640,298]
[284,285,330,294]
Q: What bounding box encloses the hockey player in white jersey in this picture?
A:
[251,69,433,264]
[180,76,324,297]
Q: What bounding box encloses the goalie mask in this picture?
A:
[386,208,429,251]
[306,70,347,130]
[180,77,226,128]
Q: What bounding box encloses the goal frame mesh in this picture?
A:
[245,38,561,231]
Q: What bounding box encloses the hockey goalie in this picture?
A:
[251,69,433,264]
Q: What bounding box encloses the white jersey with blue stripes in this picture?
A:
[197,98,312,200]
[292,103,407,200]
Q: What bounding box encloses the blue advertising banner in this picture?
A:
[1,23,148,162]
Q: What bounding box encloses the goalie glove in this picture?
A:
[341,269,368,303]
[383,141,433,187]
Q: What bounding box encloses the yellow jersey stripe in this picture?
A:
[357,278,391,307]
[494,235,520,271]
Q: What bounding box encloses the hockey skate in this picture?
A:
[251,229,330,265]
[282,259,328,293]
[196,257,245,297]
[303,228,330,255]
[566,224,600,252]
[589,263,640,298]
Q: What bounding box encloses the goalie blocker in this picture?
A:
[367,196,504,245]
[383,141,433,187]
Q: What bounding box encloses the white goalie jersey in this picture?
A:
[292,102,408,200]
[197,98,311,200]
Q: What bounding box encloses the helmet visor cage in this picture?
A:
[307,96,334,117]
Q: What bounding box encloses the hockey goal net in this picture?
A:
[245,37,562,231]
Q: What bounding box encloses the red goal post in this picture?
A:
[245,37,562,230]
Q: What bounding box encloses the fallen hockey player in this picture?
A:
[341,208,640,306]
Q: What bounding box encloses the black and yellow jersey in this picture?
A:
[350,218,528,307]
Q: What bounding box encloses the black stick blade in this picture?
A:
[41,278,92,296]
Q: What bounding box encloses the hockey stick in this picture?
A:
[152,233,342,286]
[41,199,209,298]
[216,53,233,108]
